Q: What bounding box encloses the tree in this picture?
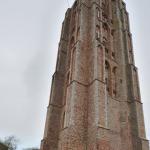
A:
[3,136,18,150]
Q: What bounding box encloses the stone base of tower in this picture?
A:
[87,127,149,150]
[58,126,87,150]
[87,126,122,150]
[40,124,149,150]
[40,138,58,150]
[58,125,122,150]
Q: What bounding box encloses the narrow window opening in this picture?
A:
[107,87,110,92]
[105,61,109,69]
[112,52,115,59]
[105,78,109,92]
[105,60,110,94]
[62,112,66,129]
[112,67,117,97]
[96,7,100,18]
[105,48,109,54]
[96,25,100,39]
[113,90,117,97]
[67,71,70,85]
[77,27,80,39]
[111,29,114,36]
[120,79,123,83]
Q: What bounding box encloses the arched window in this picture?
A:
[105,61,109,69]
[105,60,110,93]
[112,67,117,97]
[96,25,100,39]
[111,29,115,59]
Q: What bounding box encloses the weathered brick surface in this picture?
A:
[40,0,149,149]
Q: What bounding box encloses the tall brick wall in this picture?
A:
[40,0,149,150]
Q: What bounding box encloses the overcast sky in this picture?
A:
[0,0,149,149]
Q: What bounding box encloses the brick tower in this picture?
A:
[40,0,149,149]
